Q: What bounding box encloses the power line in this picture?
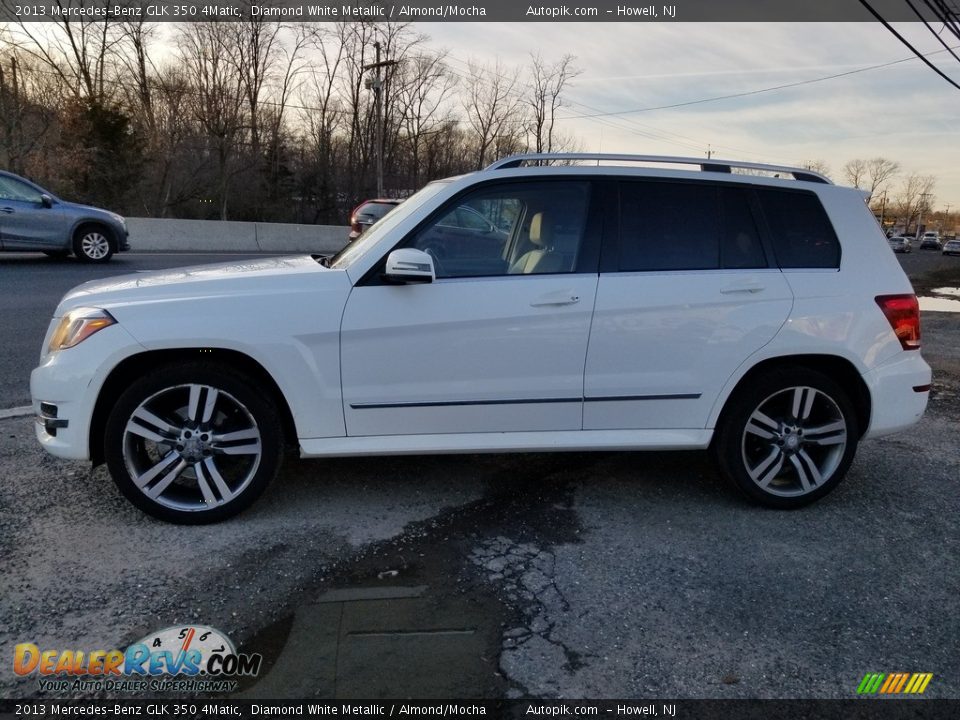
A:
[906,0,960,63]
[857,0,960,90]
[559,44,960,119]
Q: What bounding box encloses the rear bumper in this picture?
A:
[862,351,931,439]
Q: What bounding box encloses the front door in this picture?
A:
[340,179,601,437]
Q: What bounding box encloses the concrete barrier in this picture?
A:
[126,218,349,254]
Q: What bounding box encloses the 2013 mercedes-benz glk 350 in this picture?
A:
[32,154,931,523]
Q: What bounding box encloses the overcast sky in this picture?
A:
[418,22,960,209]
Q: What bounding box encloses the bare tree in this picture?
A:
[843,159,867,188]
[177,23,247,220]
[298,26,348,220]
[462,60,523,169]
[864,157,900,200]
[892,173,935,233]
[526,53,580,153]
[5,2,121,103]
[0,51,59,174]
[802,160,831,178]
[393,50,456,188]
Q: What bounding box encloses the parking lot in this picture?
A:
[0,249,958,700]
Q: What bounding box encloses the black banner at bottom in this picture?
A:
[2,700,959,720]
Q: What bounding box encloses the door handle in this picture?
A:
[720,281,765,294]
[0,207,14,214]
[531,291,581,307]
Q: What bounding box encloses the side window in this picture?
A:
[719,187,767,269]
[0,176,43,203]
[755,188,840,269]
[408,181,590,279]
[619,181,720,271]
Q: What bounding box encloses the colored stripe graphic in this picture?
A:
[904,673,934,694]
[858,672,933,694]
[857,673,886,694]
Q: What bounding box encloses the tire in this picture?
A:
[42,250,70,258]
[73,225,114,263]
[712,367,859,509]
[104,362,284,524]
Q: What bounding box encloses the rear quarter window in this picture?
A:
[755,188,840,269]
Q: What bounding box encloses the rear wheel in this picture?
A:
[713,368,859,508]
[104,363,284,523]
[73,225,113,263]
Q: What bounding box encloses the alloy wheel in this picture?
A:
[740,386,848,497]
[121,384,263,512]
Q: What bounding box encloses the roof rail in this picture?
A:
[485,153,833,184]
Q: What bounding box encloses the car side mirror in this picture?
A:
[383,248,435,284]
[40,194,53,209]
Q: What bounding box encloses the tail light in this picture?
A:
[875,294,921,350]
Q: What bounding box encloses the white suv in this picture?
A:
[31,154,931,523]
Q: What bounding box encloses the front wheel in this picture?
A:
[104,363,284,523]
[73,225,114,263]
[713,368,859,509]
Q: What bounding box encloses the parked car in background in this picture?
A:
[0,170,129,262]
[919,231,941,250]
[32,153,930,523]
[943,239,960,256]
[888,236,912,253]
[348,198,404,242]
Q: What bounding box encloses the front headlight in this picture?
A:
[48,308,117,353]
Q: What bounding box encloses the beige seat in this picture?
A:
[510,212,567,274]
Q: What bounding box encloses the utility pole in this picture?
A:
[878,190,887,229]
[918,192,932,237]
[363,42,399,198]
[943,203,952,233]
[706,144,712,159]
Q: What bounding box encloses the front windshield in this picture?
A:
[329,181,451,269]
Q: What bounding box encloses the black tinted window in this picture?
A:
[620,182,720,271]
[619,182,767,271]
[756,188,840,268]
[719,187,766,269]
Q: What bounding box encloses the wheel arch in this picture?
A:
[710,354,871,440]
[89,348,299,465]
[71,219,117,251]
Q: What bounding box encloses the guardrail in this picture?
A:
[126,218,349,254]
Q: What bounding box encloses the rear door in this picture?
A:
[583,179,794,430]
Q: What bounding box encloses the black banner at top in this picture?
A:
[0,0,956,23]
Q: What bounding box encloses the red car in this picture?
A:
[348,198,404,242]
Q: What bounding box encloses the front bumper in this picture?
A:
[31,323,143,461]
